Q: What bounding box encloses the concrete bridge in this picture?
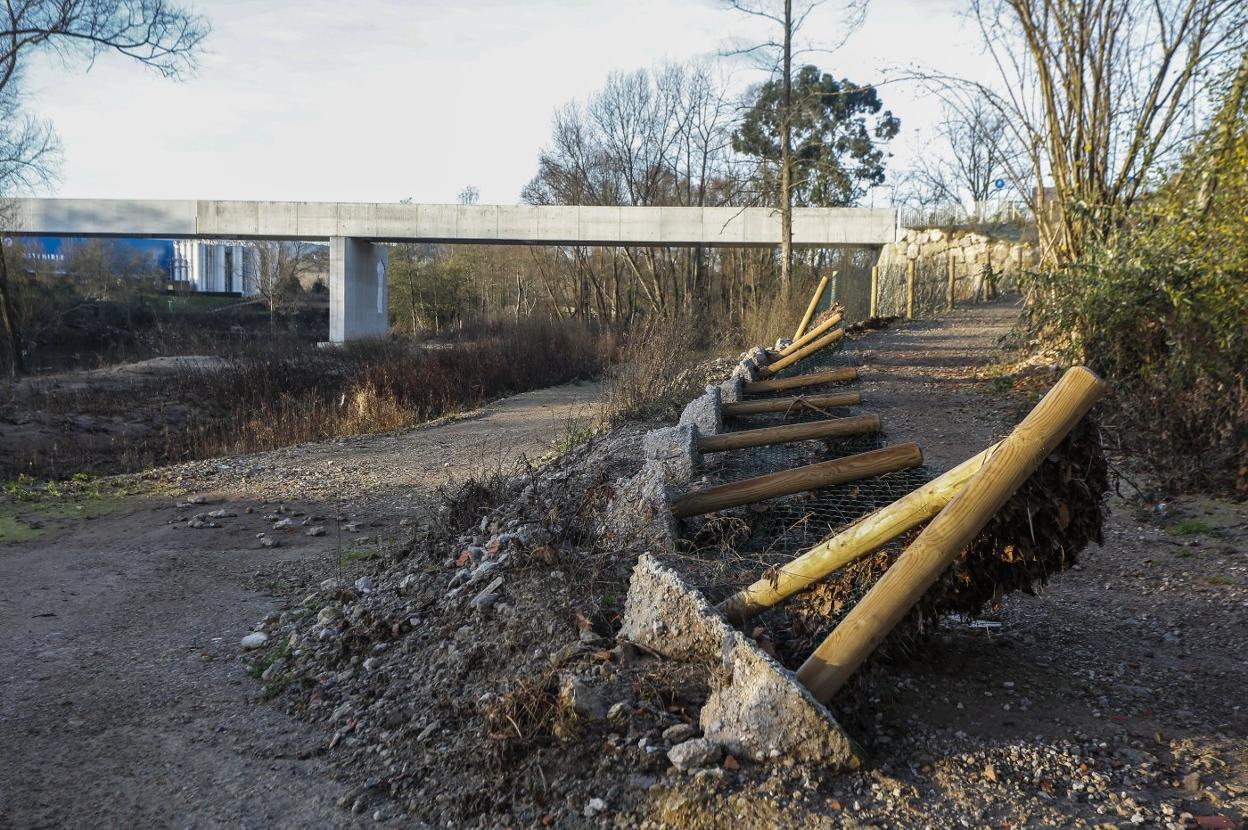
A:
[3,198,897,341]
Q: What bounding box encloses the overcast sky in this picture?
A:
[22,0,990,204]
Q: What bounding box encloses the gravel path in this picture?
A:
[0,380,601,829]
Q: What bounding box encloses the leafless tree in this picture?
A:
[901,96,1023,220]
[933,0,1247,263]
[0,0,207,376]
[250,241,315,327]
[722,0,868,296]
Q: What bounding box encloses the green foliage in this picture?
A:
[1022,61,1248,494]
[733,65,900,206]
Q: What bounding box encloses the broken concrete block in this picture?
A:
[745,345,770,368]
[731,359,761,383]
[701,631,863,767]
[774,337,792,352]
[603,461,676,552]
[718,376,744,405]
[642,423,698,483]
[618,554,863,769]
[618,554,734,661]
[678,386,722,438]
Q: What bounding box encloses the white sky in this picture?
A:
[22,0,992,204]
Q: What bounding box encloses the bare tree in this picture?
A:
[722,0,868,296]
[902,96,1022,220]
[938,0,1247,263]
[0,0,207,376]
[250,241,315,328]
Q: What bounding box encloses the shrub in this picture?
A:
[1021,63,1248,495]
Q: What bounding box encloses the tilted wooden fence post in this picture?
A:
[905,260,915,320]
[792,275,830,341]
[794,366,1107,703]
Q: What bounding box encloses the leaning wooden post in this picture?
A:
[794,367,1107,703]
[744,367,857,395]
[868,265,879,318]
[721,391,860,417]
[793,274,830,341]
[945,253,956,311]
[718,442,999,623]
[905,260,916,320]
[670,443,923,519]
[780,311,844,357]
[697,414,881,453]
[759,328,844,378]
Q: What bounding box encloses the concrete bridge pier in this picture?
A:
[329,237,389,342]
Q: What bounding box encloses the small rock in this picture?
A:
[318,606,343,624]
[355,576,374,593]
[667,738,722,771]
[241,632,269,650]
[305,526,326,537]
[583,797,607,818]
[260,536,280,548]
[273,518,295,530]
[662,723,697,744]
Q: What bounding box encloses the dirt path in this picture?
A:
[0,381,601,830]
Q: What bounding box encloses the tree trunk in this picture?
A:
[0,247,28,378]
[779,0,794,299]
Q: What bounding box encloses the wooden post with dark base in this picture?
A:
[722,391,860,417]
[744,367,857,395]
[697,414,881,453]
[670,443,923,519]
[794,367,1107,703]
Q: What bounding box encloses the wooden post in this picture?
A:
[792,274,830,341]
[744,367,857,395]
[722,391,859,417]
[759,328,844,378]
[697,414,881,453]
[794,367,1107,702]
[779,311,843,358]
[670,443,923,519]
[905,260,915,320]
[869,265,879,318]
[718,443,1000,623]
[946,253,956,311]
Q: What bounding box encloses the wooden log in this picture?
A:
[779,310,844,358]
[744,367,857,395]
[718,442,1000,624]
[759,328,845,378]
[794,366,1107,703]
[908,260,918,318]
[697,414,881,454]
[722,391,860,417]
[869,265,879,318]
[670,443,924,519]
[792,274,830,341]
[946,254,956,310]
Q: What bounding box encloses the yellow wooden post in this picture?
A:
[869,265,879,318]
[905,260,915,320]
[793,274,831,341]
[794,367,1107,703]
[670,443,923,519]
[718,443,999,623]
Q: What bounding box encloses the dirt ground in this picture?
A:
[1,299,1244,829]
[0,382,601,830]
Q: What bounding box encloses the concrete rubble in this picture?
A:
[618,554,864,769]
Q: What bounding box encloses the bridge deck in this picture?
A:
[3,198,896,247]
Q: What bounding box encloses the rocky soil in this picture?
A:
[2,298,1244,829]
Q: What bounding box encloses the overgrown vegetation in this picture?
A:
[0,317,607,480]
[1021,56,1248,495]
